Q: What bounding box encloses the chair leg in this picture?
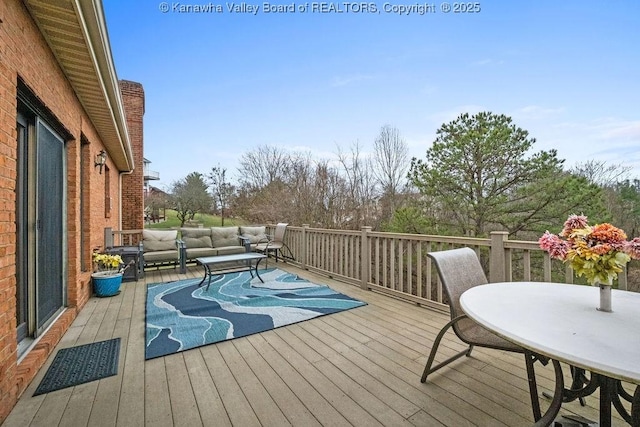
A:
[282,243,295,261]
[421,316,473,383]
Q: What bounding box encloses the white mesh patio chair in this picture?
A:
[421,247,549,421]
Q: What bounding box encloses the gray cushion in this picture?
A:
[215,246,246,256]
[210,227,240,248]
[240,226,267,244]
[143,249,180,262]
[181,228,211,239]
[142,229,178,252]
[185,247,219,258]
[182,235,212,249]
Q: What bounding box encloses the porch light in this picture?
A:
[95,150,107,174]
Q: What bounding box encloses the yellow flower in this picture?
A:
[93,252,124,272]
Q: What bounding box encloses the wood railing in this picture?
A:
[273,225,629,313]
[106,225,629,313]
[104,228,143,247]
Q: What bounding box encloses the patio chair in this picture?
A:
[254,223,295,268]
[421,247,548,421]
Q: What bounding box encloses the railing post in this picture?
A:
[489,231,508,283]
[361,226,372,290]
[620,265,628,291]
[301,224,309,270]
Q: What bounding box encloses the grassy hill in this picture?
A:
[145,210,246,229]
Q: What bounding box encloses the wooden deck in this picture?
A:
[3,264,630,426]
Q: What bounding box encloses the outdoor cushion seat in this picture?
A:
[180,227,249,263]
[239,226,268,250]
[142,249,180,263]
[141,229,183,272]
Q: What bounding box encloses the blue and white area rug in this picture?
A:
[145,268,366,359]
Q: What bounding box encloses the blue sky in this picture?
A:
[103,1,640,189]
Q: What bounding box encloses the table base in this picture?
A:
[531,359,640,427]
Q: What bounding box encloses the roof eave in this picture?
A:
[25,0,134,172]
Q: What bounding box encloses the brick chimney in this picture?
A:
[119,80,145,231]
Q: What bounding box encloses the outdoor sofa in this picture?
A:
[141,229,184,272]
[140,226,270,273]
[180,225,268,263]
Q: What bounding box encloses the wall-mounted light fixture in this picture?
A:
[94,150,107,174]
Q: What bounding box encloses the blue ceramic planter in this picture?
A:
[92,272,123,297]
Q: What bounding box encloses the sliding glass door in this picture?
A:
[16,100,66,350]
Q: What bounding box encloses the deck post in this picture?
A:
[489,231,508,283]
[361,226,372,290]
[302,224,309,270]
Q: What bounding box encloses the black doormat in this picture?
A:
[33,338,120,396]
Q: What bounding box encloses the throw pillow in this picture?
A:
[240,226,267,244]
[183,235,212,249]
[142,229,178,252]
[211,227,240,248]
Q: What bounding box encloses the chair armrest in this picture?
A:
[238,236,252,252]
[257,235,272,244]
[176,239,186,273]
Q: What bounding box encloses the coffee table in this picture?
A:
[196,253,267,291]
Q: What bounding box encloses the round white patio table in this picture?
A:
[460,282,640,427]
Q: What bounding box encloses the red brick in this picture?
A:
[0,1,144,421]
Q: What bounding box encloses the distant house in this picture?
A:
[145,185,169,223]
[143,157,161,196]
[0,0,144,420]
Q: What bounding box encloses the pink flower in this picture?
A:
[539,231,570,260]
[561,214,588,237]
[623,237,640,260]
[541,215,638,286]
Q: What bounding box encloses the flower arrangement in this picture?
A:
[92,252,125,275]
[539,214,640,286]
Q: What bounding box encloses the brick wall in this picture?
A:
[120,80,145,232]
[0,0,134,421]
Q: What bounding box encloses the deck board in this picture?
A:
[3,264,631,426]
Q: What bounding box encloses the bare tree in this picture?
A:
[237,145,290,190]
[208,165,235,226]
[336,142,378,228]
[572,160,631,187]
[372,125,409,222]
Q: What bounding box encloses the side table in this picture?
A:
[106,245,144,281]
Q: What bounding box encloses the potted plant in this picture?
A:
[539,214,640,312]
[92,252,128,297]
